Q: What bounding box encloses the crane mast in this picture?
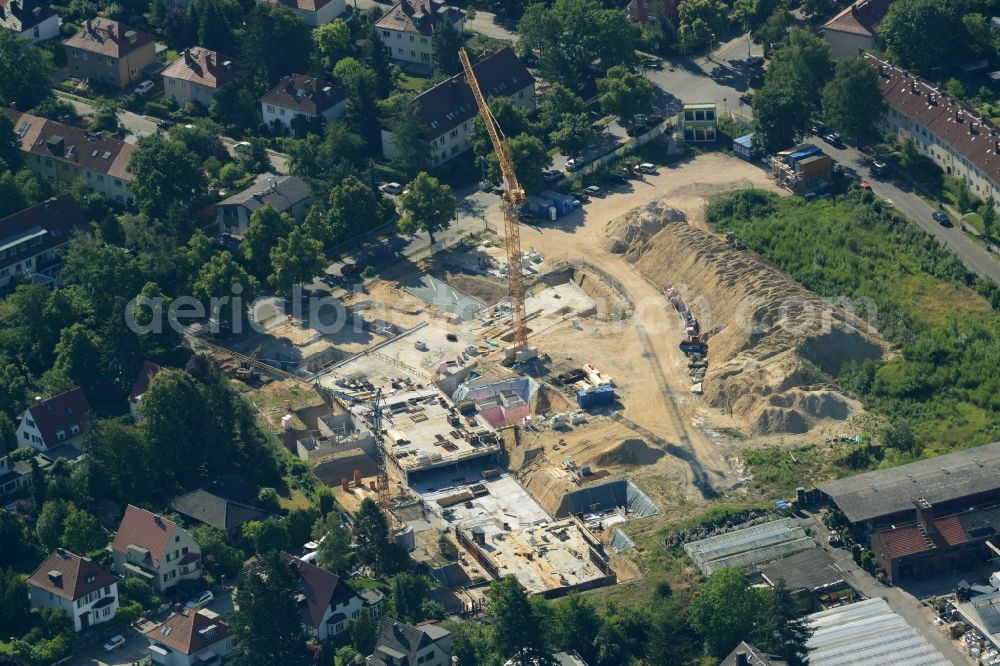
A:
[459,48,528,353]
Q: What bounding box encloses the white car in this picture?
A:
[379,182,404,195]
[103,635,126,652]
[134,80,154,96]
[564,159,578,172]
[638,163,657,174]
[186,590,214,609]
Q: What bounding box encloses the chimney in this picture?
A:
[56,547,66,557]
[971,122,979,136]
[154,514,163,527]
[48,570,63,587]
[183,48,192,65]
[956,110,965,123]
[84,18,91,33]
[107,22,114,39]
[32,6,40,17]
[928,93,937,106]
[914,497,936,536]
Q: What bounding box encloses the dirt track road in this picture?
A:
[514,154,784,498]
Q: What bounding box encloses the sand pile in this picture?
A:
[594,438,665,466]
[606,199,885,435]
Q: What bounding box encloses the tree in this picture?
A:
[210,83,262,134]
[140,370,213,496]
[239,4,313,92]
[0,567,32,639]
[0,510,35,571]
[432,18,463,75]
[36,500,72,552]
[382,94,430,177]
[468,96,532,157]
[982,197,997,241]
[770,28,832,101]
[42,323,102,395]
[350,613,377,655]
[689,567,768,659]
[878,0,963,75]
[397,172,456,246]
[325,175,381,242]
[286,507,319,548]
[678,0,729,53]
[314,19,350,70]
[597,65,655,124]
[391,573,430,624]
[487,134,550,193]
[733,0,784,34]
[192,251,259,322]
[548,594,600,664]
[247,517,289,555]
[268,227,326,297]
[313,514,352,573]
[127,133,208,221]
[488,575,548,661]
[0,112,22,172]
[61,507,105,555]
[122,577,159,610]
[550,113,594,162]
[90,97,120,133]
[241,205,294,278]
[191,524,246,579]
[957,177,974,214]
[540,83,585,132]
[822,58,884,145]
[754,8,791,56]
[754,581,812,665]
[232,553,311,666]
[352,498,389,574]
[881,419,917,453]
[800,0,835,16]
[0,29,53,110]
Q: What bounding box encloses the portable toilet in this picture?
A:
[540,190,575,215]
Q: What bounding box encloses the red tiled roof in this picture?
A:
[64,18,154,58]
[129,360,165,401]
[873,515,972,559]
[0,194,88,273]
[259,0,335,12]
[6,109,137,180]
[145,609,229,655]
[260,74,347,117]
[28,549,118,601]
[26,387,91,447]
[823,0,890,37]
[112,504,176,567]
[376,0,464,36]
[865,53,1000,193]
[162,47,238,90]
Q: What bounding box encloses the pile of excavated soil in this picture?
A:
[442,272,507,306]
[606,199,886,435]
[594,438,665,467]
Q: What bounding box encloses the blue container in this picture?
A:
[540,190,575,215]
[577,385,615,409]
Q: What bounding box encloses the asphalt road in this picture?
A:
[819,140,1000,284]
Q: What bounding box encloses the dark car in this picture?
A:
[822,132,844,148]
[739,93,753,105]
[747,55,764,68]
[608,173,629,186]
[157,119,176,131]
[933,211,952,227]
[340,262,359,277]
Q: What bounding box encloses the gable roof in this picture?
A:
[259,0,337,12]
[6,109,138,180]
[0,194,87,273]
[871,504,1000,560]
[0,0,57,31]
[823,0,890,37]
[168,481,267,534]
[720,642,787,666]
[260,74,347,117]
[25,387,91,447]
[218,173,311,213]
[28,548,118,601]
[162,47,238,90]
[145,608,230,655]
[376,0,464,36]
[370,618,450,665]
[412,47,534,140]
[285,555,354,630]
[64,18,154,58]
[129,360,166,401]
[112,504,177,567]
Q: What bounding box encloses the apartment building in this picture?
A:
[375,0,465,67]
[0,194,87,290]
[256,0,345,28]
[866,52,1000,208]
[112,505,202,592]
[6,110,137,203]
[381,47,535,167]
[162,47,238,108]
[0,0,60,42]
[64,18,155,88]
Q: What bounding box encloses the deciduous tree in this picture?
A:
[192,251,259,322]
[127,133,208,222]
[60,507,105,555]
[597,65,655,124]
[268,227,325,297]
[550,113,595,162]
[314,19,350,70]
[313,514,352,573]
[878,0,964,75]
[241,205,294,278]
[397,172,456,246]
[689,567,768,659]
[0,29,53,110]
[232,553,311,666]
[432,18,463,75]
[822,58,883,144]
[487,575,548,661]
[352,498,388,574]
[486,134,550,193]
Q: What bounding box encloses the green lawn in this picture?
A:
[396,73,430,92]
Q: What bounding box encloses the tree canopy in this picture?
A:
[0,29,53,110]
[822,58,884,144]
[232,553,311,666]
[397,172,456,245]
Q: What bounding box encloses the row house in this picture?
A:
[0,194,88,290]
[64,18,155,88]
[375,0,464,67]
[112,504,203,593]
[7,110,137,203]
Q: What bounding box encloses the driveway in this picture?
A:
[69,628,148,666]
[819,141,1000,284]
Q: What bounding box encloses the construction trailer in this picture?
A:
[772,144,833,194]
[523,195,558,221]
[540,190,576,215]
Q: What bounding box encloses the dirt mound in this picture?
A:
[594,438,665,466]
[606,199,885,435]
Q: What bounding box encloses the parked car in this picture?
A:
[378,182,403,195]
[583,185,603,197]
[739,93,753,105]
[933,211,952,226]
[638,163,657,175]
[564,159,579,172]
[156,119,176,131]
[103,635,126,652]
[811,123,827,136]
[134,80,154,96]
[186,590,214,609]
[870,160,888,177]
[341,262,359,277]
[542,169,562,182]
[747,55,764,68]
[608,173,629,186]
[822,132,844,148]
[859,181,872,190]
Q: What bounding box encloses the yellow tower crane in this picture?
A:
[459,47,533,359]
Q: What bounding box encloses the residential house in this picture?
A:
[112,504,202,592]
[0,194,88,290]
[823,0,891,59]
[0,0,60,42]
[162,47,238,108]
[145,608,235,666]
[719,642,787,666]
[6,110,137,203]
[261,74,348,136]
[27,548,119,631]
[865,52,1000,209]
[0,440,51,498]
[216,173,312,235]
[15,387,90,453]
[64,18,155,88]
[128,360,166,421]
[168,478,268,542]
[256,0,344,28]
[625,0,679,24]
[381,47,535,167]
[286,555,384,641]
[366,618,451,666]
[375,0,465,67]
[679,102,717,142]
